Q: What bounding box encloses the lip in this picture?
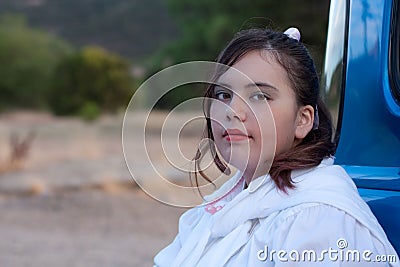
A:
[223,128,251,142]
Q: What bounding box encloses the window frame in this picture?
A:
[321,0,350,147]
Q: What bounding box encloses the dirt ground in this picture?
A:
[0,111,204,266]
[0,188,186,266]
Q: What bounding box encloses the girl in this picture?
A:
[154,27,399,266]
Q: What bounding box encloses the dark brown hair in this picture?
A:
[193,28,336,192]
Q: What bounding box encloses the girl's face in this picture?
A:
[210,50,312,181]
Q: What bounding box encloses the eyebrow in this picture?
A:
[245,82,279,91]
[217,82,278,91]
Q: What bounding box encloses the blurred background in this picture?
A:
[0,0,330,266]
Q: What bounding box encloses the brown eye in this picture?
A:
[215,91,232,101]
[215,92,231,100]
[250,92,271,101]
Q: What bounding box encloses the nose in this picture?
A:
[226,94,247,121]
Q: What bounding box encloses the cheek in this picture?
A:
[210,119,221,137]
[252,105,275,137]
[256,113,276,160]
[273,112,298,154]
[209,102,225,131]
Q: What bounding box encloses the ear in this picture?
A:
[295,105,314,139]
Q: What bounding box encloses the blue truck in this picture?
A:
[322,0,400,253]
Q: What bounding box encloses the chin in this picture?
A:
[228,157,251,171]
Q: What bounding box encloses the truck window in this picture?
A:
[389,0,400,104]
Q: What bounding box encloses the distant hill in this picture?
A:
[0,0,180,62]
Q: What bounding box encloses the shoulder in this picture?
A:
[289,159,360,206]
[265,202,365,237]
[257,202,354,240]
[292,160,355,190]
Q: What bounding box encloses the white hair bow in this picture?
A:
[284,27,301,41]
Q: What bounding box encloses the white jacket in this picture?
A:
[154,158,399,266]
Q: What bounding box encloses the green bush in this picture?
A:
[78,101,101,121]
[0,14,72,110]
[49,46,134,116]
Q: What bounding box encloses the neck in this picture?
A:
[242,167,268,187]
